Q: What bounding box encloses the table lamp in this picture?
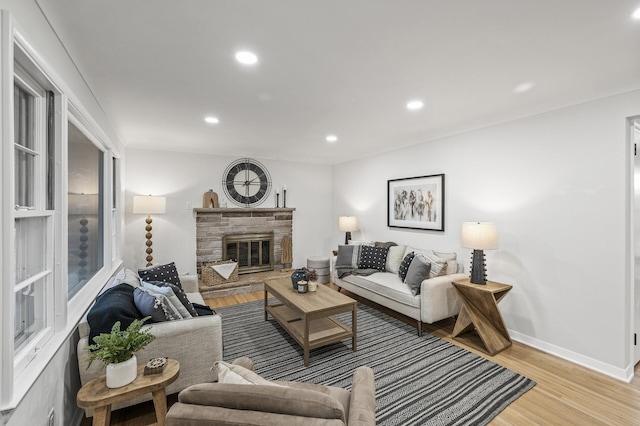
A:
[339,216,358,245]
[133,195,166,266]
[461,222,498,284]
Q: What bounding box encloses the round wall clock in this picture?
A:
[222,158,272,207]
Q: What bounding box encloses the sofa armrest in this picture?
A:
[419,273,467,323]
[180,274,199,293]
[78,314,223,387]
[348,366,376,426]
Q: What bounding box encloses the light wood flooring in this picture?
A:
[82,286,640,425]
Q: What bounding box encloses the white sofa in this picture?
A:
[77,269,223,417]
[333,245,467,336]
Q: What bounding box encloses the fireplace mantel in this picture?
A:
[193,207,295,214]
[194,207,295,278]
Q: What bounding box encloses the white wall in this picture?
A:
[124,148,334,274]
[333,89,640,379]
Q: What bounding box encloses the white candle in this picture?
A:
[283,185,287,191]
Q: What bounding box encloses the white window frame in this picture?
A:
[0,11,123,411]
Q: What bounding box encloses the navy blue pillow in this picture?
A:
[87,284,142,344]
[398,252,415,282]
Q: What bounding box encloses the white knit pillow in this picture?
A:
[213,361,283,386]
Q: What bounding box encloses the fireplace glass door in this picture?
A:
[223,233,274,274]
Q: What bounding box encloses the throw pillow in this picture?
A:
[374,241,398,248]
[213,361,283,387]
[133,287,169,322]
[433,250,458,274]
[142,281,192,319]
[358,245,388,271]
[398,252,415,282]
[385,245,406,274]
[135,286,183,321]
[404,255,432,296]
[418,251,448,278]
[335,245,361,269]
[138,262,182,288]
[348,240,374,246]
[87,283,142,344]
[146,281,198,317]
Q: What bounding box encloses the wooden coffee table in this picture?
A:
[77,359,179,426]
[264,278,357,366]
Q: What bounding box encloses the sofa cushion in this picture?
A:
[398,252,415,281]
[374,241,397,248]
[177,383,346,422]
[342,272,419,308]
[386,245,406,274]
[335,245,361,269]
[142,281,193,318]
[214,361,282,386]
[404,255,432,296]
[358,245,388,271]
[138,262,182,287]
[87,283,142,344]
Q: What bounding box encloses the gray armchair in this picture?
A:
[166,357,376,425]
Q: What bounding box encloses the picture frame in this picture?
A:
[387,174,445,231]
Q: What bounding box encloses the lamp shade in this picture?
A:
[133,195,166,215]
[339,216,358,232]
[461,222,498,250]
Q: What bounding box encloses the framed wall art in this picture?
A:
[387,174,445,231]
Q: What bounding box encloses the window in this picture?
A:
[12,67,56,373]
[67,122,104,299]
[1,16,122,409]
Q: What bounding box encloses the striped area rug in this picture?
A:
[217,299,535,425]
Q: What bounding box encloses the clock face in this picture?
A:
[223,158,272,207]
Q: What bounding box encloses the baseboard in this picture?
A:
[509,329,634,383]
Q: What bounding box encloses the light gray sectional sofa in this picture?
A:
[333,244,467,335]
[77,268,223,417]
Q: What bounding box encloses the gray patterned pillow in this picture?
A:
[142,281,192,318]
[133,287,168,322]
[148,281,198,317]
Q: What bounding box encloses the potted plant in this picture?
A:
[305,268,318,292]
[87,317,156,388]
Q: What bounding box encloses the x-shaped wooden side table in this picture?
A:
[452,279,513,356]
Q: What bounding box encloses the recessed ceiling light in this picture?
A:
[513,81,535,93]
[326,135,338,143]
[633,6,640,20]
[204,116,219,124]
[235,51,258,65]
[406,100,424,111]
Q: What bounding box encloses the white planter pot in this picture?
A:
[106,355,137,388]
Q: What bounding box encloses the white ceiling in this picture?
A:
[35,0,640,164]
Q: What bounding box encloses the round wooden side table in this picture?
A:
[77,358,180,426]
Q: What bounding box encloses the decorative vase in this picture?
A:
[106,355,138,388]
[308,281,317,292]
[290,268,307,290]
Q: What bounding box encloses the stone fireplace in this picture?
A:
[194,208,294,278]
